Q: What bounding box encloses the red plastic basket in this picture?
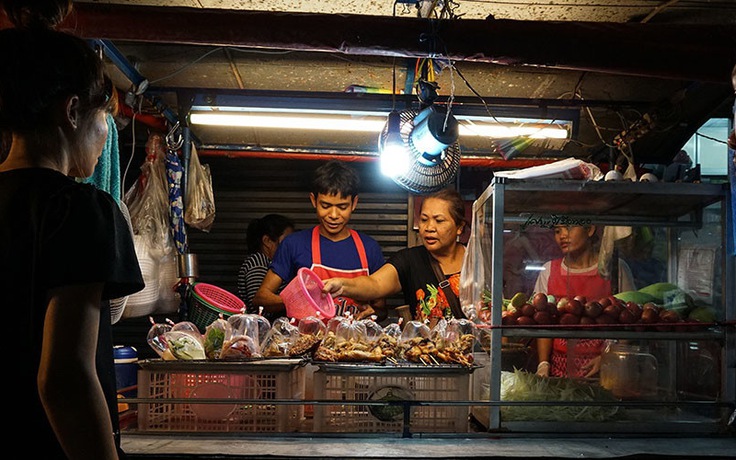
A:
[193,283,244,314]
[280,267,335,320]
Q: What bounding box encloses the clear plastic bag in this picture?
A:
[261,318,300,357]
[220,335,260,360]
[125,133,171,258]
[360,317,384,342]
[163,330,206,360]
[146,317,173,359]
[184,143,215,232]
[459,201,492,321]
[226,313,261,346]
[203,317,231,359]
[298,315,327,338]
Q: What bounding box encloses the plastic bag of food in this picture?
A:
[360,317,384,342]
[446,318,477,342]
[430,318,448,346]
[326,315,348,334]
[171,320,203,336]
[164,330,206,360]
[203,317,231,359]
[261,318,300,357]
[383,321,402,339]
[336,319,367,344]
[400,320,431,342]
[288,331,322,357]
[298,315,327,338]
[255,307,272,345]
[226,313,261,348]
[220,334,260,360]
[146,317,173,359]
[444,318,478,359]
[184,143,216,232]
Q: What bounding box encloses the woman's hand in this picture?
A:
[322,278,345,297]
[536,361,550,378]
[582,355,602,378]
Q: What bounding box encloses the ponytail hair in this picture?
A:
[245,214,295,254]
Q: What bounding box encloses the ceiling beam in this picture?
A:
[2,3,733,83]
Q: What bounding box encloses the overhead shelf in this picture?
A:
[486,178,727,223]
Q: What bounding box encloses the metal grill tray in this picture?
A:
[138,357,307,372]
[312,361,480,374]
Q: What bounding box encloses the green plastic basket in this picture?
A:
[187,284,243,332]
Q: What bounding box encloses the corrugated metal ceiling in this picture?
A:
[26,1,736,165]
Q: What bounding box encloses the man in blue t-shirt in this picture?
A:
[253,160,386,320]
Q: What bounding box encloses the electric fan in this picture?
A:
[378,106,461,194]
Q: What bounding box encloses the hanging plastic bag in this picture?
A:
[184,143,215,232]
[125,133,171,258]
[459,200,492,321]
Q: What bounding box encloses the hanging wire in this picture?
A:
[121,95,144,195]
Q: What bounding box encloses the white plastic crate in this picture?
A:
[137,359,305,433]
[313,364,472,433]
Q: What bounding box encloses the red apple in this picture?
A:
[521,303,536,317]
[596,314,616,324]
[516,316,536,326]
[583,301,603,318]
[660,310,681,323]
[618,309,635,324]
[603,303,622,318]
[568,299,584,317]
[642,302,658,311]
[532,292,548,311]
[599,297,612,308]
[573,295,587,306]
[502,310,519,325]
[625,301,643,321]
[559,313,580,325]
[640,307,659,324]
[533,311,553,325]
[580,316,596,325]
[556,297,571,314]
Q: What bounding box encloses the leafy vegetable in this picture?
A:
[203,326,226,359]
[500,369,620,422]
[166,332,206,360]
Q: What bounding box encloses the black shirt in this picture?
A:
[0,168,144,458]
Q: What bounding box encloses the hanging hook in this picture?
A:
[165,121,184,152]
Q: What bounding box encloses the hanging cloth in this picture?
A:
[82,113,121,202]
[165,150,187,254]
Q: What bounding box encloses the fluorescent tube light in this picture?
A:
[189,109,571,140]
[524,264,546,271]
[189,112,386,132]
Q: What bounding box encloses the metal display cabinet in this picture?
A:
[469,177,734,434]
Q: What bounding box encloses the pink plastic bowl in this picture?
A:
[280,267,335,320]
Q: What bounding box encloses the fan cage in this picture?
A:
[379,108,461,194]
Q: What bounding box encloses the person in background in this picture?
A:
[534,225,635,379]
[618,226,666,289]
[322,188,467,326]
[253,160,385,320]
[237,213,295,315]
[0,1,144,458]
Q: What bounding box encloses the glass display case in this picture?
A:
[464,177,735,434]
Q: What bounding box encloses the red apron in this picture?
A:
[309,226,370,317]
[548,258,610,378]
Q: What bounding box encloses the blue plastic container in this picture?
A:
[113,345,138,398]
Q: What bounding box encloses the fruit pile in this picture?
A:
[499,283,717,331]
